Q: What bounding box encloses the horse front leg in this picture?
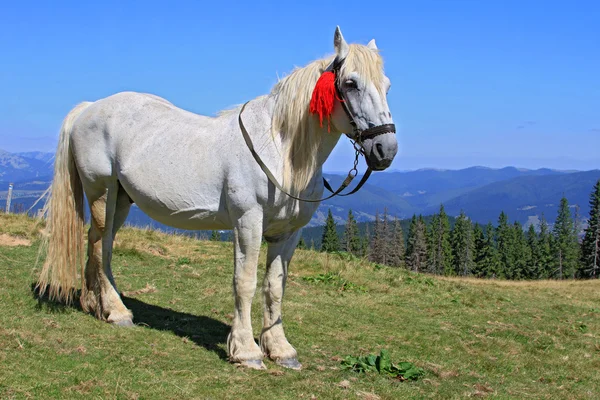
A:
[260,230,302,370]
[227,211,265,369]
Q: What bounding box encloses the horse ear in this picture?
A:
[367,39,378,50]
[334,26,349,59]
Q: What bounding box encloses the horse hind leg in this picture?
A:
[80,182,133,326]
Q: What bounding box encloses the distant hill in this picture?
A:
[15,151,54,164]
[365,166,565,210]
[1,149,598,228]
[432,170,600,226]
[314,174,415,225]
[0,149,53,184]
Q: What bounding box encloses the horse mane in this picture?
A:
[270,44,384,193]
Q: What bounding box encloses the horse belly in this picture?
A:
[118,175,231,231]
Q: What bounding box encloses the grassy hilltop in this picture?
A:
[1,212,599,399]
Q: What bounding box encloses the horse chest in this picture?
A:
[266,201,318,234]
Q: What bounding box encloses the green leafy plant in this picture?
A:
[176,257,191,266]
[341,350,424,381]
[301,272,367,292]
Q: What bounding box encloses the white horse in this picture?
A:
[37,27,398,370]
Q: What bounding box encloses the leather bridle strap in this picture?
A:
[331,58,397,142]
[238,101,372,203]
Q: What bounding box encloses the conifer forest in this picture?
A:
[317,179,600,280]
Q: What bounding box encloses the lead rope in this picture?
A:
[238,101,372,203]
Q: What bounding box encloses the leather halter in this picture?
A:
[331,57,396,144]
[237,57,395,203]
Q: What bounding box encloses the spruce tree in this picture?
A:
[362,223,371,258]
[495,211,512,279]
[343,209,360,255]
[405,214,417,265]
[406,215,428,272]
[210,230,220,241]
[552,197,578,279]
[381,208,391,264]
[321,209,340,252]
[527,224,541,279]
[580,180,600,278]
[538,214,554,279]
[573,205,583,273]
[473,223,485,277]
[475,222,501,278]
[371,210,389,264]
[389,217,406,268]
[451,211,475,276]
[427,213,439,273]
[512,221,532,280]
[427,205,452,275]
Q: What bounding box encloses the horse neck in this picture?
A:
[277,108,343,193]
[313,127,342,173]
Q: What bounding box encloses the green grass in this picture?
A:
[1,213,600,399]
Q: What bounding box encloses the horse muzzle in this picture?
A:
[362,128,398,171]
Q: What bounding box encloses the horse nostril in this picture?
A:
[375,143,384,160]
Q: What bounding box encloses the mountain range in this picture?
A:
[1,149,598,228]
[0,150,53,184]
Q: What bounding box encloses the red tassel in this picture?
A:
[309,71,337,132]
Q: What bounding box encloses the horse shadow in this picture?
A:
[32,284,230,361]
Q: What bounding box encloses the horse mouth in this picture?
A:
[367,158,393,171]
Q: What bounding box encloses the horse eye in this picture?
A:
[344,79,358,89]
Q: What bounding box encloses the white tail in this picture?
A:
[37,102,93,304]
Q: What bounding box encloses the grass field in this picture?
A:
[1,212,599,399]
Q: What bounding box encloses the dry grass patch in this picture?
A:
[0,233,31,247]
[0,212,41,240]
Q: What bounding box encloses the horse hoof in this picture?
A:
[237,360,267,370]
[276,358,302,370]
[112,319,134,327]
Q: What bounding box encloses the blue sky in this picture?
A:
[1,1,598,171]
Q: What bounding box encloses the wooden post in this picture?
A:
[5,183,13,213]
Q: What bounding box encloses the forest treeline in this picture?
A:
[311,179,600,280]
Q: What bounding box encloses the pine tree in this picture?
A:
[321,209,340,252]
[427,205,453,275]
[474,222,501,278]
[210,230,220,241]
[451,211,475,276]
[406,215,428,272]
[343,209,361,255]
[389,217,406,268]
[580,180,600,278]
[527,224,542,279]
[538,214,554,279]
[552,197,578,279]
